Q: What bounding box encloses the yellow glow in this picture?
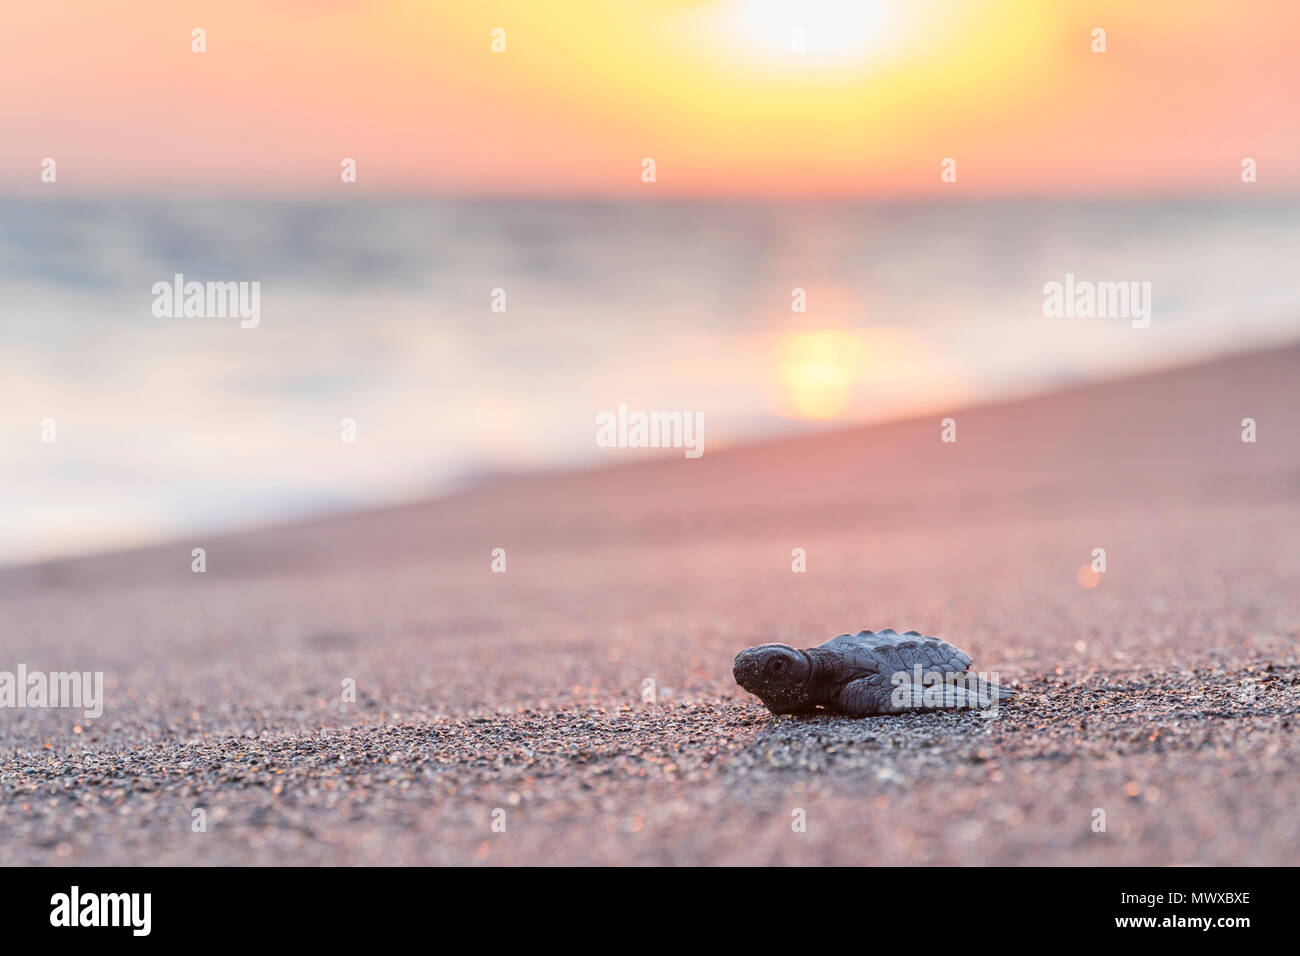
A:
[773,325,976,422]
[777,329,867,419]
[3,0,1298,194]
[712,0,899,64]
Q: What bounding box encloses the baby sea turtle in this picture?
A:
[733,628,1013,716]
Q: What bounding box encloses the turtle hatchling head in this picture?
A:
[733,643,812,714]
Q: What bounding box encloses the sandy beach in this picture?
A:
[1,344,1298,866]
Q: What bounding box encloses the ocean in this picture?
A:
[3,197,1298,562]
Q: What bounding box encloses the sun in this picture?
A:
[775,329,865,420]
[714,0,910,66]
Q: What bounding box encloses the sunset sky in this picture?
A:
[3,0,1298,196]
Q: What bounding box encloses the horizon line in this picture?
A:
[4,188,1298,205]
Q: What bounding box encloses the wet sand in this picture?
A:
[1,344,1298,865]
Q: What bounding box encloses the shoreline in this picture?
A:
[4,337,1296,577]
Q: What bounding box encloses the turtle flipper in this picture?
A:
[835,676,899,715]
[837,675,1005,715]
